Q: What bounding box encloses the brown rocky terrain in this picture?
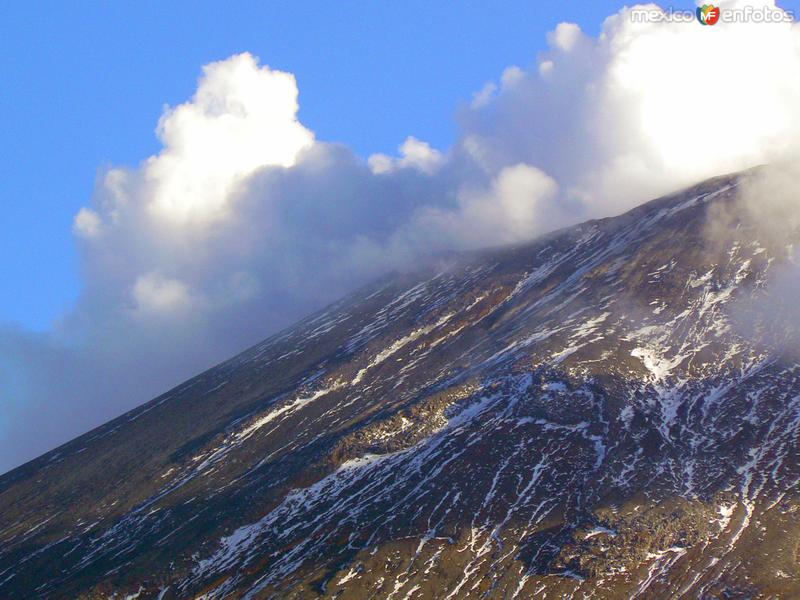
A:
[1,169,799,598]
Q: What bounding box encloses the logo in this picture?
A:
[697,4,721,25]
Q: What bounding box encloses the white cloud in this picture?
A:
[470,82,498,109]
[368,136,444,175]
[4,1,800,472]
[132,273,192,314]
[459,0,800,217]
[548,22,584,52]
[119,52,313,224]
[414,164,561,248]
[73,207,102,238]
[538,60,554,76]
[500,66,525,88]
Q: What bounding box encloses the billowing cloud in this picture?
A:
[3,1,800,473]
[368,136,444,175]
[119,52,313,225]
[412,164,563,249]
[73,207,103,238]
[457,0,800,217]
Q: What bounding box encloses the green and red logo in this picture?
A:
[697,4,721,25]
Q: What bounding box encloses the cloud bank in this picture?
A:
[2,0,800,473]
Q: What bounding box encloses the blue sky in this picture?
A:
[0,1,638,331]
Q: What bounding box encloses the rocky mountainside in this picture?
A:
[2,170,800,599]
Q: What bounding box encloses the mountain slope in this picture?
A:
[2,170,800,599]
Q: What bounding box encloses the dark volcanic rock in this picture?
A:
[2,170,800,598]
